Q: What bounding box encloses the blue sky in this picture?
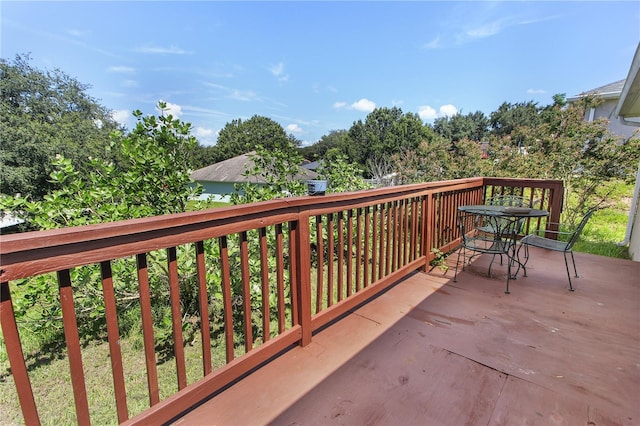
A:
[2,1,639,146]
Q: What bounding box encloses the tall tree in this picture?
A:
[346,107,433,173]
[298,129,348,161]
[433,111,489,142]
[489,100,541,139]
[0,54,121,199]
[491,96,640,224]
[215,115,297,162]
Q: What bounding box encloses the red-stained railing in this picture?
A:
[0,177,563,425]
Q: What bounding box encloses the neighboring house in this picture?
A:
[0,212,25,232]
[301,160,322,171]
[614,43,640,262]
[190,152,318,202]
[568,79,640,140]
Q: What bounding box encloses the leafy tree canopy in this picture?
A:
[215,115,298,162]
[433,111,489,142]
[298,129,348,161]
[489,100,541,139]
[2,102,202,231]
[345,107,433,173]
[0,54,121,199]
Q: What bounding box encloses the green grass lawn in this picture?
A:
[571,182,634,259]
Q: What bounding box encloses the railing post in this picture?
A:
[546,181,565,239]
[293,211,313,346]
[421,194,434,271]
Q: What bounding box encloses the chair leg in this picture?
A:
[563,252,575,291]
[454,247,463,282]
[518,243,529,277]
[505,254,512,294]
[488,253,497,277]
[569,251,578,277]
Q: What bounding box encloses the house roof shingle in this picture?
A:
[569,79,626,101]
[190,152,317,184]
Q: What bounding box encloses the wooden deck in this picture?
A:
[174,247,640,426]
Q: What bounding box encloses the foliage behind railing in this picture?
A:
[0,177,563,425]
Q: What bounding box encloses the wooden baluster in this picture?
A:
[100,261,129,422]
[275,224,286,332]
[57,269,91,425]
[1,282,40,425]
[218,237,234,363]
[239,232,253,352]
[136,253,160,405]
[315,215,324,314]
[194,242,212,376]
[259,228,270,342]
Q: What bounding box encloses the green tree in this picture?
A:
[5,102,202,230]
[0,54,121,199]
[491,96,640,224]
[215,115,297,162]
[346,107,432,172]
[489,100,541,140]
[316,154,370,193]
[230,143,307,204]
[298,129,348,161]
[392,136,452,184]
[433,111,489,142]
[0,103,204,347]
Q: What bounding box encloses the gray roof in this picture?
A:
[569,79,625,101]
[190,152,317,184]
[301,160,322,170]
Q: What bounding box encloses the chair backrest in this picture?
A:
[565,208,596,250]
[458,209,520,247]
[487,195,527,207]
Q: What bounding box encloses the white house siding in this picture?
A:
[584,99,639,140]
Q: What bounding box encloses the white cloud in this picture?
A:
[418,104,458,121]
[195,126,218,146]
[423,35,441,50]
[333,98,377,112]
[466,20,504,39]
[111,109,131,127]
[108,65,136,73]
[418,105,438,120]
[134,45,192,55]
[195,127,214,137]
[269,62,289,82]
[158,100,183,118]
[66,28,87,38]
[527,88,546,94]
[122,79,138,88]
[229,89,258,101]
[286,124,303,134]
[439,104,458,117]
[351,98,376,112]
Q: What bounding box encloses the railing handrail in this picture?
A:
[0,177,483,250]
[0,178,484,283]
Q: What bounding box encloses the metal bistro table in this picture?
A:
[455,205,549,293]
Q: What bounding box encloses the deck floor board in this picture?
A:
[174,248,640,425]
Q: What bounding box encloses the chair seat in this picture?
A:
[521,234,568,252]
[464,235,511,254]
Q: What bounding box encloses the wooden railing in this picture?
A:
[0,177,563,425]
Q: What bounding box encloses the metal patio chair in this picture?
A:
[486,194,527,207]
[454,209,522,294]
[519,208,596,291]
[478,195,535,262]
